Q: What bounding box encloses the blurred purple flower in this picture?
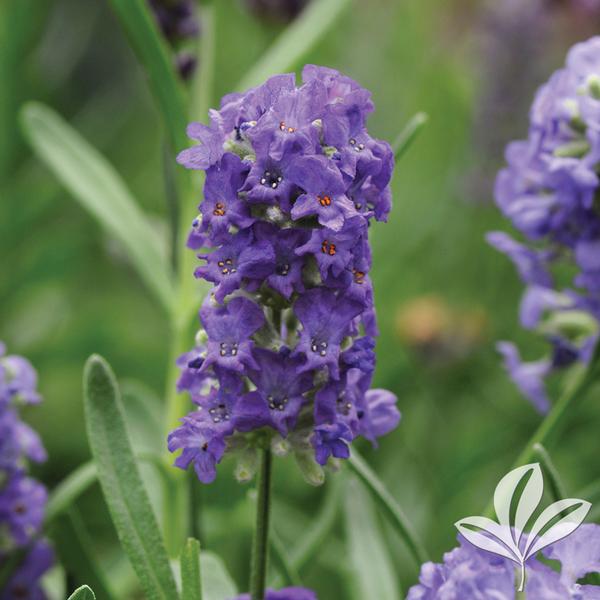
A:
[233,586,317,600]
[489,37,600,411]
[0,344,53,593]
[408,526,600,599]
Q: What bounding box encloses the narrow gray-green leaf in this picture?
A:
[344,478,400,600]
[106,0,188,151]
[83,354,179,600]
[236,0,351,91]
[67,586,96,600]
[392,112,428,161]
[348,450,429,569]
[200,552,237,600]
[46,461,97,524]
[181,538,202,600]
[52,510,117,600]
[20,103,175,314]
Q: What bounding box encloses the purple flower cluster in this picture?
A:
[0,342,53,600]
[488,37,600,412]
[233,586,317,600]
[408,525,600,599]
[169,66,400,483]
[148,0,200,80]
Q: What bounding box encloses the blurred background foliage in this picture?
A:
[2,0,600,597]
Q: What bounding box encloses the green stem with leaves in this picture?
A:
[485,341,600,517]
[250,449,273,600]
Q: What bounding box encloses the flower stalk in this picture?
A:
[250,449,273,600]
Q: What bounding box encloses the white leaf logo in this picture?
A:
[455,463,591,591]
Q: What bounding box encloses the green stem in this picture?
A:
[347,450,429,569]
[392,112,428,161]
[484,342,600,516]
[271,527,303,588]
[162,0,216,556]
[532,443,566,502]
[250,449,273,600]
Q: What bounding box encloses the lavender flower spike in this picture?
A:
[0,343,54,599]
[170,66,400,484]
[489,37,600,412]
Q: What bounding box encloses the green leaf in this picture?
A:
[181,538,202,600]
[200,552,237,600]
[67,585,96,600]
[20,102,175,314]
[83,354,179,600]
[106,0,188,151]
[52,509,117,600]
[46,461,97,524]
[348,450,429,569]
[392,112,428,161]
[236,0,351,91]
[344,478,400,600]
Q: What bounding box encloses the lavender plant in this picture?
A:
[488,36,600,412]
[169,66,401,485]
[408,524,600,599]
[0,343,54,600]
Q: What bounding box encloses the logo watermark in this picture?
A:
[455,463,591,592]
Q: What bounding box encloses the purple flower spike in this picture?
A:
[489,37,600,410]
[0,343,53,591]
[172,66,398,481]
[233,586,318,600]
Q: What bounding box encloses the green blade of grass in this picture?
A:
[106,0,188,151]
[236,0,351,91]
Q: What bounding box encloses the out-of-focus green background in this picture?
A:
[2,0,599,597]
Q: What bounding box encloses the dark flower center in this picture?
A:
[217,258,237,275]
[213,202,226,217]
[337,392,353,416]
[321,240,336,255]
[275,262,290,276]
[349,138,365,152]
[310,339,328,356]
[260,170,283,189]
[13,502,26,515]
[219,342,239,357]
[267,394,289,411]
[318,194,332,207]
[208,402,230,423]
[187,357,204,369]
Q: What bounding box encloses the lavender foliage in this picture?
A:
[169,66,400,483]
[408,525,600,599]
[0,343,53,599]
[488,37,600,412]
